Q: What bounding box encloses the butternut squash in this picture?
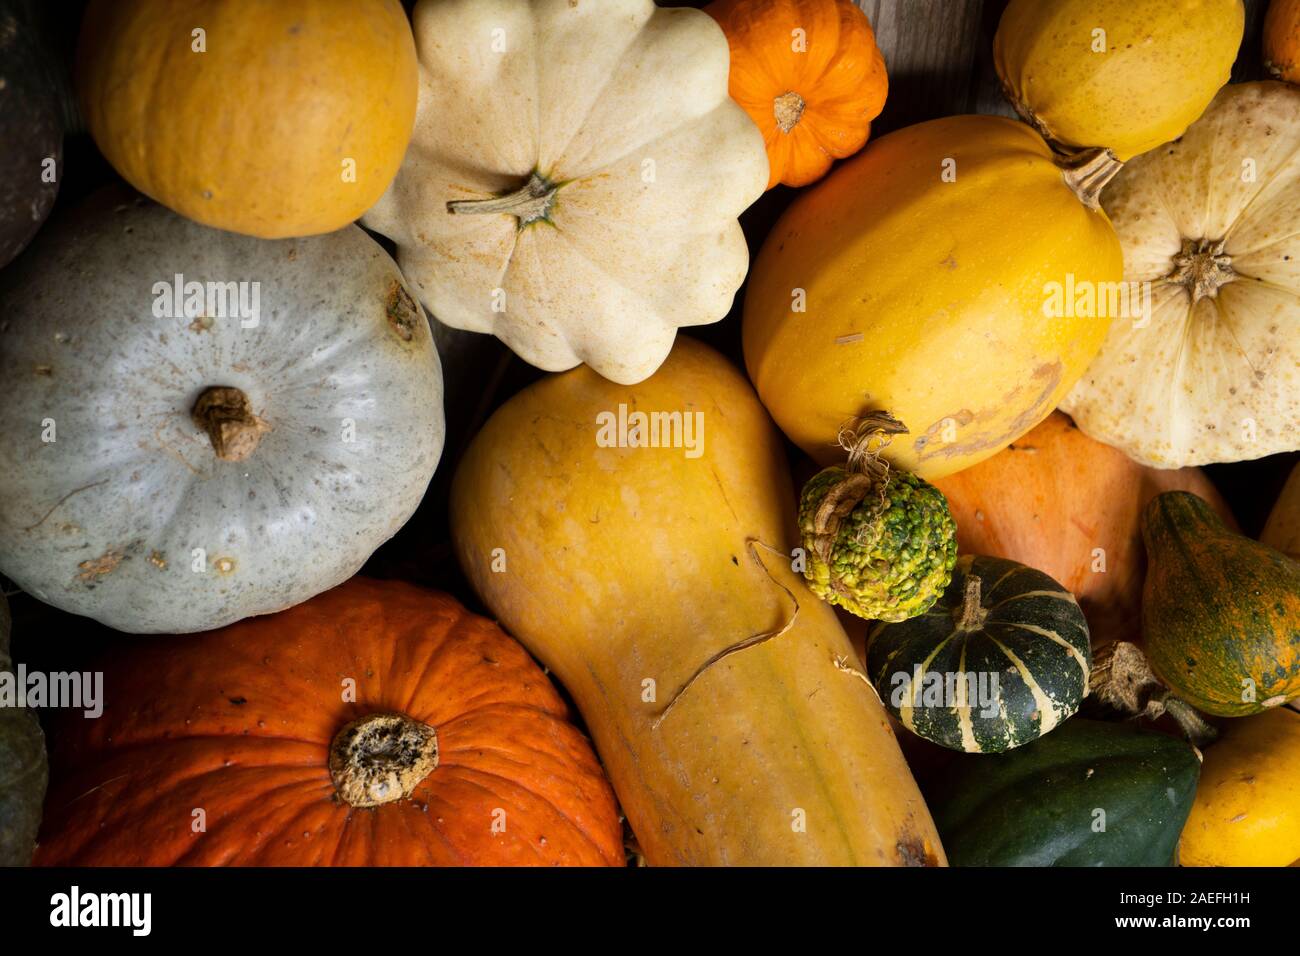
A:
[450,338,944,866]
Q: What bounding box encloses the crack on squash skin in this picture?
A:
[915,361,1062,462]
[896,832,940,867]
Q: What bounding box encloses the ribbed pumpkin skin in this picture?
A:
[34,579,623,866]
[926,719,1201,866]
[1180,707,1300,867]
[1142,492,1300,717]
[705,0,888,189]
[0,594,47,866]
[76,0,417,238]
[935,412,1236,647]
[867,555,1090,753]
[743,115,1123,479]
[452,338,944,866]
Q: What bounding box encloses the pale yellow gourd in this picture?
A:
[995,0,1243,161]
[1063,83,1300,467]
[363,0,768,385]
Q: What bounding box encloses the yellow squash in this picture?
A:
[995,0,1243,161]
[76,0,417,238]
[1180,708,1300,867]
[451,338,945,866]
[743,115,1123,479]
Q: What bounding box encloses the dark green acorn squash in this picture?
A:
[0,593,48,865]
[925,718,1201,866]
[867,554,1090,752]
[0,0,66,268]
[1143,491,1300,717]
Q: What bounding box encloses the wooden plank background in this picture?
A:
[8,0,1292,676]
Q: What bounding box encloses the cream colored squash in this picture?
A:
[1063,82,1300,468]
[363,0,768,386]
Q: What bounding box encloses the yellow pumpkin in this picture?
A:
[451,338,944,866]
[76,0,417,238]
[743,115,1124,479]
[1180,708,1300,867]
[994,0,1243,161]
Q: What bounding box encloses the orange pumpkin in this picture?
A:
[35,579,623,866]
[1266,0,1300,82]
[934,412,1235,647]
[706,0,887,189]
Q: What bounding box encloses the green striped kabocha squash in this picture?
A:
[866,554,1091,752]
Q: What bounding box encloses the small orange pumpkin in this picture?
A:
[35,579,623,866]
[706,0,888,190]
[1266,0,1300,82]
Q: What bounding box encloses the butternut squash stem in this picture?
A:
[651,538,800,730]
[1058,147,1124,211]
[329,713,439,808]
[191,386,268,462]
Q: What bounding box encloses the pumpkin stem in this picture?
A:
[1057,147,1124,211]
[191,386,268,462]
[807,413,909,565]
[1167,237,1235,303]
[446,171,559,228]
[1088,641,1218,747]
[773,91,806,134]
[329,713,439,809]
[955,575,987,631]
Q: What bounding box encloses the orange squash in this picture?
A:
[1266,0,1300,82]
[706,0,887,190]
[76,0,417,238]
[935,412,1235,647]
[35,579,623,866]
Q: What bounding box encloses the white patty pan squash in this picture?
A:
[362,0,768,385]
[1062,82,1300,468]
[0,192,445,634]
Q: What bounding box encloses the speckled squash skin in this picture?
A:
[1142,492,1300,716]
[1180,707,1300,867]
[743,115,1123,479]
[0,594,47,866]
[1063,82,1300,467]
[0,191,445,634]
[76,0,418,239]
[0,0,64,268]
[994,0,1243,161]
[363,0,768,386]
[867,555,1091,753]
